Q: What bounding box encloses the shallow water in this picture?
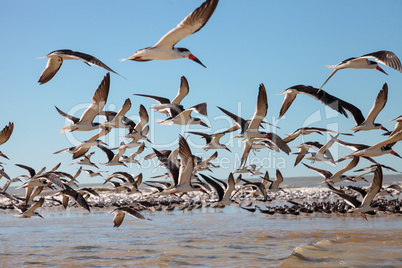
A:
[1,205,401,267]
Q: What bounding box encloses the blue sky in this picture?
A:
[1,0,401,185]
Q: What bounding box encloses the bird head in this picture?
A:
[376,65,388,75]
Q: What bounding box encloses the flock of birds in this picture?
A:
[1,0,402,227]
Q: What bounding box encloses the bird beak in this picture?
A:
[38,214,44,219]
[200,121,209,127]
[147,139,152,144]
[376,66,388,75]
[380,126,389,132]
[391,150,402,158]
[189,54,206,68]
[225,147,232,153]
[0,153,9,160]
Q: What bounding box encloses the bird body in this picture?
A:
[121,0,219,67]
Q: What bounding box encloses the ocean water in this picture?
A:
[0,175,401,267]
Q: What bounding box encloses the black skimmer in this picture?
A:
[121,143,146,165]
[81,169,108,178]
[293,141,334,167]
[187,130,231,151]
[278,85,351,119]
[98,144,127,167]
[282,127,352,143]
[0,122,13,160]
[221,84,269,140]
[56,73,110,133]
[120,105,151,143]
[384,115,402,137]
[239,133,290,167]
[156,103,209,127]
[38,50,120,84]
[155,135,202,194]
[302,156,359,184]
[109,206,151,228]
[327,164,383,220]
[267,170,286,193]
[194,151,218,173]
[320,50,401,89]
[101,98,132,129]
[200,173,235,205]
[354,164,398,173]
[121,0,219,67]
[70,152,99,168]
[134,76,206,117]
[341,130,402,159]
[55,127,110,159]
[13,197,44,218]
[295,134,338,163]
[237,176,268,201]
[58,184,91,212]
[345,83,389,132]
[106,172,142,191]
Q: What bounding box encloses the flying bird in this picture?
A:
[320,50,401,89]
[121,0,219,67]
[38,49,120,84]
[327,164,384,220]
[134,76,206,118]
[109,206,151,228]
[346,83,389,132]
[0,122,13,160]
[56,73,110,133]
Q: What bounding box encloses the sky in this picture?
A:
[0,0,402,185]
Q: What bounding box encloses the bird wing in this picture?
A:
[79,73,110,124]
[187,131,212,144]
[121,207,148,220]
[134,105,149,132]
[294,147,308,166]
[302,163,332,179]
[177,135,195,186]
[112,209,125,228]
[15,164,36,177]
[360,50,401,72]
[153,148,180,186]
[154,0,219,48]
[38,57,63,84]
[240,140,253,167]
[190,102,208,116]
[69,51,120,75]
[171,76,189,104]
[317,134,338,157]
[112,98,132,123]
[134,93,170,104]
[265,132,291,154]
[363,83,388,125]
[371,129,402,149]
[360,165,383,207]
[271,169,284,189]
[55,106,80,124]
[98,145,115,162]
[0,122,14,146]
[61,184,90,212]
[218,106,248,133]
[248,83,268,130]
[332,156,359,178]
[199,174,224,201]
[319,69,339,89]
[26,197,45,214]
[326,183,361,208]
[278,89,297,119]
